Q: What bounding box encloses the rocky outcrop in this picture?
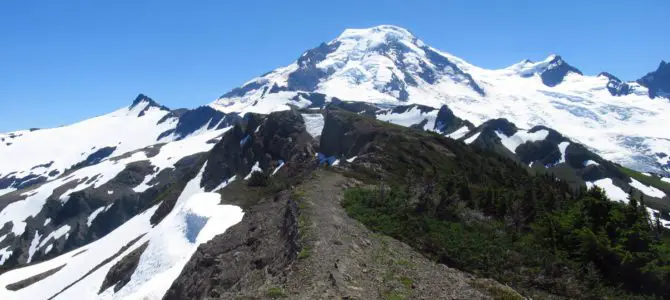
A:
[163,192,300,299]
[98,242,149,293]
[157,106,239,141]
[5,264,65,291]
[540,56,583,87]
[600,72,632,96]
[637,60,670,99]
[201,109,315,192]
[434,105,475,135]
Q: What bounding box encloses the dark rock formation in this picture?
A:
[287,41,341,91]
[157,106,239,141]
[6,264,66,291]
[201,109,314,192]
[434,105,475,135]
[599,72,632,96]
[637,60,670,99]
[540,56,583,87]
[163,193,300,300]
[98,242,149,293]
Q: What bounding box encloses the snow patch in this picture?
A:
[586,178,629,203]
[464,132,481,144]
[27,230,42,264]
[87,206,107,227]
[272,161,285,176]
[446,126,470,139]
[0,246,12,266]
[629,178,666,198]
[495,129,550,153]
[210,175,236,193]
[244,162,263,180]
[38,225,71,249]
[584,160,599,166]
[557,141,570,164]
[377,106,437,130]
[302,113,325,138]
[133,127,231,193]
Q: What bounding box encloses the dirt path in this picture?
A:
[284,170,513,300]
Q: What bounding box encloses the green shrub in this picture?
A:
[247,171,269,187]
[266,287,286,298]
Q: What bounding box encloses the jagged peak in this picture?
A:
[637,59,670,98]
[545,54,560,63]
[129,93,170,112]
[598,72,621,82]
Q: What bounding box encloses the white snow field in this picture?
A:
[0,163,244,300]
[586,178,630,203]
[0,126,230,239]
[0,99,178,197]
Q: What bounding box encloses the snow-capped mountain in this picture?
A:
[1,25,669,299]
[0,94,238,197]
[211,25,670,176]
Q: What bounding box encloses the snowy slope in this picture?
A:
[0,96,177,197]
[211,25,670,176]
[0,162,243,300]
[0,95,238,197]
[0,127,229,239]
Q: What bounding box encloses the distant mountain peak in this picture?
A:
[637,60,670,98]
[130,93,170,112]
[539,55,583,87]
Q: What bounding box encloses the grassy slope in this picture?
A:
[618,166,670,193]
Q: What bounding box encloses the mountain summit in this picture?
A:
[212,25,670,176]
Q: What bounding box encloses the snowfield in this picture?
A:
[496,129,550,153]
[0,163,244,300]
[0,99,178,197]
[0,126,230,238]
[586,178,629,203]
[376,106,437,130]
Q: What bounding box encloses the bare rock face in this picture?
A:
[98,242,149,293]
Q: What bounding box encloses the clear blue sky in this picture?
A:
[1,0,668,132]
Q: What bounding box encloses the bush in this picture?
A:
[247,171,269,187]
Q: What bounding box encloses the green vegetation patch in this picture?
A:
[619,166,670,192]
[343,185,670,299]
